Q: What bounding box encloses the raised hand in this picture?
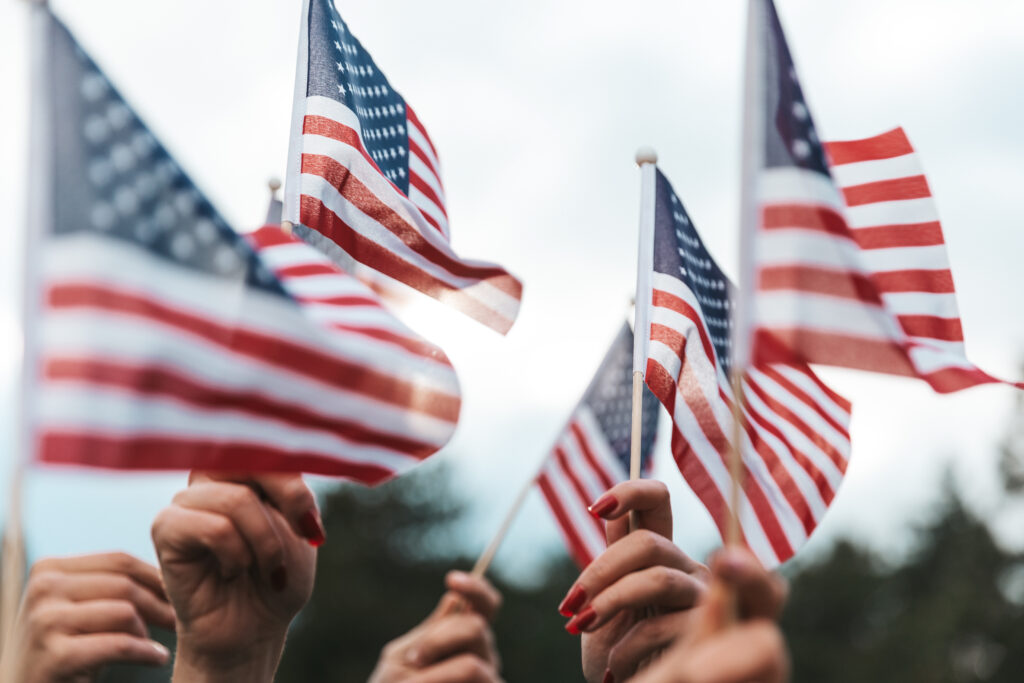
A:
[151,472,323,683]
[558,480,709,682]
[0,552,174,683]
[629,547,789,683]
[369,571,504,683]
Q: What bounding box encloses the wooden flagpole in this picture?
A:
[0,468,27,656]
[630,147,658,532]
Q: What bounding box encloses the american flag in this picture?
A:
[28,9,461,484]
[537,323,660,568]
[748,0,1020,393]
[641,168,852,568]
[284,0,523,334]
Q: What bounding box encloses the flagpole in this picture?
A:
[630,147,657,532]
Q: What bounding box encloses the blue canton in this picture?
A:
[47,14,285,297]
[583,324,660,475]
[307,0,411,195]
[651,171,735,375]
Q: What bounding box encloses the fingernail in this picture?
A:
[558,584,587,617]
[298,510,326,547]
[565,606,597,635]
[602,669,615,683]
[587,494,618,519]
[149,641,171,660]
[271,565,288,592]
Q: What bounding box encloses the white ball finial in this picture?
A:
[635,146,658,166]
[267,177,282,194]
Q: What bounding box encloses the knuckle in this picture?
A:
[281,477,315,512]
[224,484,259,509]
[107,552,137,574]
[25,571,62,603]
[26,603,61,635]
[110,600,142,630]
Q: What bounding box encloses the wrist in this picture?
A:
[172,633,286,683]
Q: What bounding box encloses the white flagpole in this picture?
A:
[727,0,766,550]
[630,147,658,532]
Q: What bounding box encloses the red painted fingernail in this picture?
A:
[298,511,326,547]
[587,494,618,519]
[565,606,597,635]
[271,566,287,592]
[558,584,587,617]
[602,670,614,683]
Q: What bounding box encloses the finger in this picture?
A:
[711,548,787,620]
[558,530,700,619]
[408,614,496,668]
[571,565,705,634]
[406,653,501,683]
[51,632,170,672]
[40,599,149,639]
[588,480,674,546]
[634,621,788,683]
[190,471,325,546]
[30,553,167,601]
[444,572,502,622]
[173,482,286,583]
[35,573,175,630]
[607,611,695,681]
[151,505,254,580]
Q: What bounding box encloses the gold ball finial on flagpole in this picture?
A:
[635,146,658,166]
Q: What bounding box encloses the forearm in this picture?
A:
[172,636,286,683]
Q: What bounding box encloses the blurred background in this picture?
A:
[1,0,1023,680]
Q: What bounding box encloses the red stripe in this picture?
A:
[299,194,516,334]
[276,263,345,278]
[39,433,396,483]
[755,365,850,438]
[406,106,440,166]
[300,154,521,297]
[45,358,438,458]
[824,128,913,165]
[316,322,452,363]
[408,136,444,195]
[919,365,1014,394]
[841,175,931,207]
[293,293,381,307]
[758,266,884,306]
[850,222,945,250]
[762,204,852,239]
[872,269,955,294]
[249,226,299,248]
[48,283,460,421]
[303,115,400,196]
[742,400,837,507]
[753,328,915,377]
[409,171,448,220]
[554,447,609,539]
[570,422,617,492]
[651,290,720,369]
[897,315,964,342]
[741,378,847,473]
[538,472,596,568]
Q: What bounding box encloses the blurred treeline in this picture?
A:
[92,384,1024,682]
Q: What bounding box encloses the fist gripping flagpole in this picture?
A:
[630,147,658,532]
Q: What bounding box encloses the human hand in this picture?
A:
[562,480,709,682]
[0,552,174,683]
[151,471,323,683]
[630,547,789,683]
[368,571,504,683]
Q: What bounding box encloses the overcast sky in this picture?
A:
[0,0,1022,580]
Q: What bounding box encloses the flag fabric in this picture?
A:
[748,0,1019,393]
[28,9,461,484]
[537,323,661,568]
[284,0,522,334]
[641,168,853,568]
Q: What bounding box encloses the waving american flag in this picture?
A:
[641,168,852,568]
[538,323,661,568]
[27,8,460,483]
[747,0,1020,393]
[284,0,522,334]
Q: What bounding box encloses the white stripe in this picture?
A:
[757,229,865,272]
[305,95,363,137]
[759,167,847,214]
[407,116,443,180]
[859,244,951,273]
[559,427,611,503]
[299,302,419,336]
[41,310,458,441]
[407,183,449,235]
[829,153,923,188]
[409,153,446,206]
[298,172,520,320]
[845,197,940,230]
[37,385,422,472]
[767,364,851,430]
[575,408,629,483]
[755,291,903,340]
[880,291,961,320]
[907,343,982,375]
[541,461,607,560]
